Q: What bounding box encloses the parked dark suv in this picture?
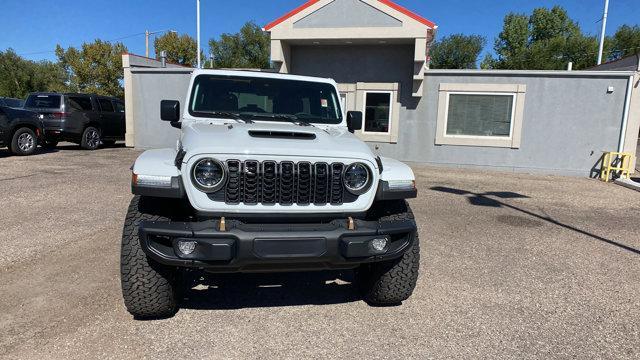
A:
[24,93,125,150]
[0,105,43,156]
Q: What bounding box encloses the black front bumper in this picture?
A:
[139,218,417,272]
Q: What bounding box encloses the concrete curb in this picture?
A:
[614,178,640,192]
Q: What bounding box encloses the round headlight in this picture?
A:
[192,158,226,192]
[343,163,372,194]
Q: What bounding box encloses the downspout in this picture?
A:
[617,75,634,153]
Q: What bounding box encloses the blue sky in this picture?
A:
[1,0,638,62]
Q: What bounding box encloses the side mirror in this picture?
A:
[346,111,363,133]
[161,99,180,122]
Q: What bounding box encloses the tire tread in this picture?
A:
[120,196,177,319]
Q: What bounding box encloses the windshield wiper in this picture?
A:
[198,111,253,124]
[240,113,313,127]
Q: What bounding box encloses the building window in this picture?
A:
[446,93,515,137]
[436,83,526,148]
[363,91,392,134]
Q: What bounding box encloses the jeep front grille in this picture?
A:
[213,160,357,206]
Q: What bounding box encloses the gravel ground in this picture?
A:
[1,144,639,360]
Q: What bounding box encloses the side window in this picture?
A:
[114,101,125,113]
[68,96,93,111]
[98,98,114,112]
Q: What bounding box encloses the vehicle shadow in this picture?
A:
[179,270,361,310]
[0,147,59,159]
[55,142,127,151]
[430,186,640,255]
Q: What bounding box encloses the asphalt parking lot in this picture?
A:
[1,144,639,359]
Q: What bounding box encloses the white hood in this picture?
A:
[180,121,375,162]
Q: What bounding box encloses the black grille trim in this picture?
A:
[210,160,360,206]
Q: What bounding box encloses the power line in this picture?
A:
[16,31,148,57]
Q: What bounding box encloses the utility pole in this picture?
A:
[145,30,150,58]
[597,0,610,65]
[196,0,201,69]
[145,29,177,58]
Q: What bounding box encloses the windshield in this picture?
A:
[189,75,342,124]
[25,94,61,109]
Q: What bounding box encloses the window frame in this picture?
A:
[361,90,394,136]
[436,83,526,149]
[344,82,400,143]
[443,91,517,140]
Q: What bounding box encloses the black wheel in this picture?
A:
[357,200,420,305]
[10,127,38,156]
[121,196,178,319]
[42,140,58,149]
[102,140,116,147]
[80,126,101,150]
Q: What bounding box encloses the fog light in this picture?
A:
[370,237,389,253]
[177,240,197,255]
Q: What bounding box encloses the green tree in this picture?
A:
[429,34,486,69]
[208,21,270,69]
[0,49,66,98]
[55,39,127,97]
[487,6,601,70]
[491,13,530,69]
[609,25,640,60]
[154,32,198,66]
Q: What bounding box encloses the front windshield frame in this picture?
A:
[188,74,343,125]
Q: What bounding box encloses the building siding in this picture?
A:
[293,0,402,28]
[384,73,629,176]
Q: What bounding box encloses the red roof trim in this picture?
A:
[264,0,436,31]
[377,0,436,28]
[264,0,322,31]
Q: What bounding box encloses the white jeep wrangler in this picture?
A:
[121,69,420,318]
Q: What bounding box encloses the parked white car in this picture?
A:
[121,69,420,318]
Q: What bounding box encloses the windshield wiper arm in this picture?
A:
[198,111,253,124]
[241,113,313,127]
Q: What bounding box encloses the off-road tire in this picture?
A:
[80,126,101,150]
[357,200,420,305]
[10,127,38,156]
[121,196,178,319]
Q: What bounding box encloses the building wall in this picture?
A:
[385,72,631,176]
[129,68,193,149]
[291,44,418,109]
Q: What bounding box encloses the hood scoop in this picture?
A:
[248,130,316,140]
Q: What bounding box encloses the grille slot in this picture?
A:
[243,160,260,204]
[211,160,361,206]
[330,163,344,204]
